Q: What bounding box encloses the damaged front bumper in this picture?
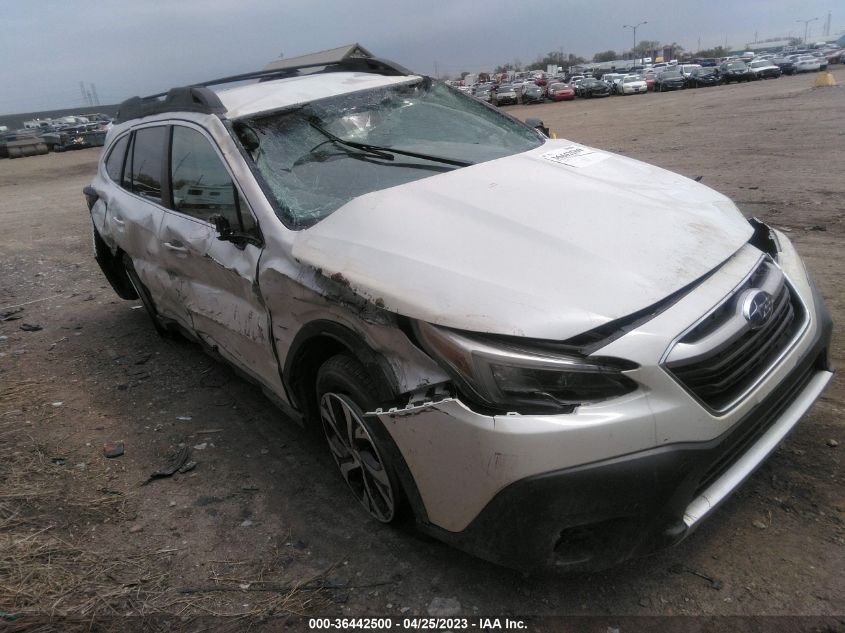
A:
[368,252,833,572]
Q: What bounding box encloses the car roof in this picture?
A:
[114,57,420,124]
[217,72,421,119]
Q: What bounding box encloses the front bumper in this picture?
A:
[440,332,829,571]
[372,241,833,571]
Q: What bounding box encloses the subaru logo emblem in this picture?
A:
[741,290,774,329]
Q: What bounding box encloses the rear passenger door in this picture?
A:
[157,123,281,391]
[102,126,173,316]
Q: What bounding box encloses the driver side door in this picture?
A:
[156,123,283,393]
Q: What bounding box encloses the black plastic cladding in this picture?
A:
[114,57,413,124]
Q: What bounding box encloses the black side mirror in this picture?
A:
[210,214,233,238]
[524,117,550,137]
[210,214,262,249]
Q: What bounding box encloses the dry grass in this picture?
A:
[0,429,157,620]
[0,383,334,629]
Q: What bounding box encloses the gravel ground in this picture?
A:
[0,68,843,631]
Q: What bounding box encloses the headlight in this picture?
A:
[413,322,638,414]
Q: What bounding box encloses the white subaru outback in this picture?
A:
[84,57,833,571]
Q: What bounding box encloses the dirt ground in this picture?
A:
[1,68,843,631]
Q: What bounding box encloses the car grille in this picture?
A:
[664,257,807,412]
[692,348,819,498]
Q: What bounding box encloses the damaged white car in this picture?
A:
[84,57,833,571]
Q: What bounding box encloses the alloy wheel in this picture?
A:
[320,392,395,522]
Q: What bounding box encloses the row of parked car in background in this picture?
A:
[0,113,113,159]
[457,46,840,105]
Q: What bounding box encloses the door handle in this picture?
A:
[112,216,125,226]
[164,240,188,253]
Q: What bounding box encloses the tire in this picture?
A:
[316,354,404,524]
[122,254,172,337]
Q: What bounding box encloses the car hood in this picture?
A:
[292,140,752,340]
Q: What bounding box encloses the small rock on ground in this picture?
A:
[427,596,461,617]
[102,441,124,458]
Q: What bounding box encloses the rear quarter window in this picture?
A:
[105,135,129,183]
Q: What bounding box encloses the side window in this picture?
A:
[129,127,167,203]
[105,135,129,183]
[170,126,242,228]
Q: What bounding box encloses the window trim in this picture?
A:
[121,131,134,191]
[123,124,169,205]
[105,118,264,247]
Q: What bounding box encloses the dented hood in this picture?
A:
[292,140,753,340]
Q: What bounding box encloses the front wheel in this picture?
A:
[316,354,403,523]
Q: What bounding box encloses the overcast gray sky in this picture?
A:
[0,0,839,114]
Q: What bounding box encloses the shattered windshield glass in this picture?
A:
[238,79,543,228]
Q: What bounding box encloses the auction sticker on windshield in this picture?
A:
[541,146,609,168]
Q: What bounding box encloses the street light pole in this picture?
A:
[796,17,818,44]
[623,21,648,62]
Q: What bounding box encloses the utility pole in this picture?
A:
[796,17,818,44]
[823,11,831,37]
[79,81,90,107]
[623,21,647,62]
[90,83,100,106]
[433,60,439,78]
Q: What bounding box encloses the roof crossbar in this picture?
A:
[115,57,413,123]
[115,86,226,124]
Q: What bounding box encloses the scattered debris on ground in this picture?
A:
[141,445,190,485]
[103,441,125,458]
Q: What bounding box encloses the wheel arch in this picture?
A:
[285,322,433,525]
[283,320,399,420]
[92,224,137,300]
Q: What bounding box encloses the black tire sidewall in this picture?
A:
[315,354,406,521]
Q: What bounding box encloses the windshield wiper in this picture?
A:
[309,118,474,168]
